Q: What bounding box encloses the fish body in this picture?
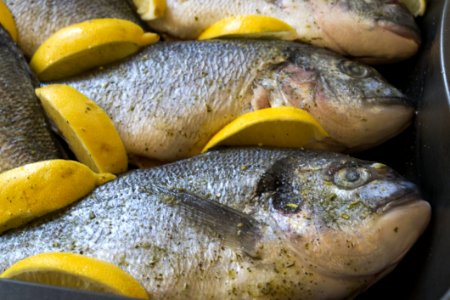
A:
[0,27,61,172]
[63,40,413,161]
[4,0,142,57]
[134,0,420,62]
[0,148,430,299]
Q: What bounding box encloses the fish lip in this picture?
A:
[379,190,421,213]
[364,96,414,106]
[378,20,422,44]
[377,4,421,45]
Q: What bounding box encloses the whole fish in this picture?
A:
[63,40,413,162]
[0,27,61,172]
[4,0,143,57]
[132,0,420,63]
[0,148,430,299]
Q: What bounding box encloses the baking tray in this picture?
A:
[1,0,449,299]
[356,0,450,298]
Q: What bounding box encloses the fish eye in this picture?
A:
[333,167,371,189]
[338,61,369,78]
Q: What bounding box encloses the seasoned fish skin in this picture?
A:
[0,27,61,172]
[0,148,430,299]
[136,0,420,62]
[63,40,413,161]
[4,0,143,57]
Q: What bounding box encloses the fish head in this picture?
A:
[266,154,430,278]
[313,0,420,62]
[274,53,414,151]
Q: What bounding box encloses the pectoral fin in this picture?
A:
[143,185,262,257]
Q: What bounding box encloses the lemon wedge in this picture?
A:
[36,85,128,174]
[400,0,426,16]
[132,0,167,21]
[0,0,18,42]
[198,15,296,41]
[202,107,329,152]
[1,253,149,299]
[30,18,159,81]
[0,160,115,234]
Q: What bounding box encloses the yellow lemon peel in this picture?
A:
[198,15,296,41]
[1,253,149,299]
[0,0,18,41]
[0,160,115,234]
[36,85,128,174]
[400,0,426,16]
[30,18,159,81]
[202,107,329,152]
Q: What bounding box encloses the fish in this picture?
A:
[0,26,61,173]
[131,0,421,63]
[0,148,431,299]
[4,0,143,57]
[62,39,414,162]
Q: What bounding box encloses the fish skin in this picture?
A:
[0,148,430,299]
[4,0,143,57]
[133,0,420,62]
[62,40,413,161]
[0,27,61,172]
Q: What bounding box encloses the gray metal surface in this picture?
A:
[358,0,450,298]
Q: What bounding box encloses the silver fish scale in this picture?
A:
[64,41,290,160]
[0,148,354,299]
[0,28,60,172]
[4,0,142,57]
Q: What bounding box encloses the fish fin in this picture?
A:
[144,185,263,258]
[255,156,303,214]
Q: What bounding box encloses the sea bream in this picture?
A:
[131,0,420,63]
[0,26,61,172]
[0,148,431,299]
[3,0,143,57]
[62,40,413,162]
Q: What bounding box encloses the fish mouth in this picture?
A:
[378,20,421,45]
[377,3,421,45]
[309,93,414,151]
[373,199,431,267]
[293,198,430,280]
[379,189,421,213]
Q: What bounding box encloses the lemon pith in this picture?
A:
[36,85,128,174]
[0,0,18,41]
[30,18,159,81]
[198,15,296,41]
[202,107,329,152]
[1,253,149,299]
[0,160,115,234]
[133,0,167,20]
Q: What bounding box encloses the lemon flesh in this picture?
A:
[30,18,159,81]
[1,253,149,299]
[0,0,18,41]
[400,0,426,16]
[198,15,296,41]
[36,85,128,174]
[0,160,114,234]
[202,107,329,152]
[133,0,166,21]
